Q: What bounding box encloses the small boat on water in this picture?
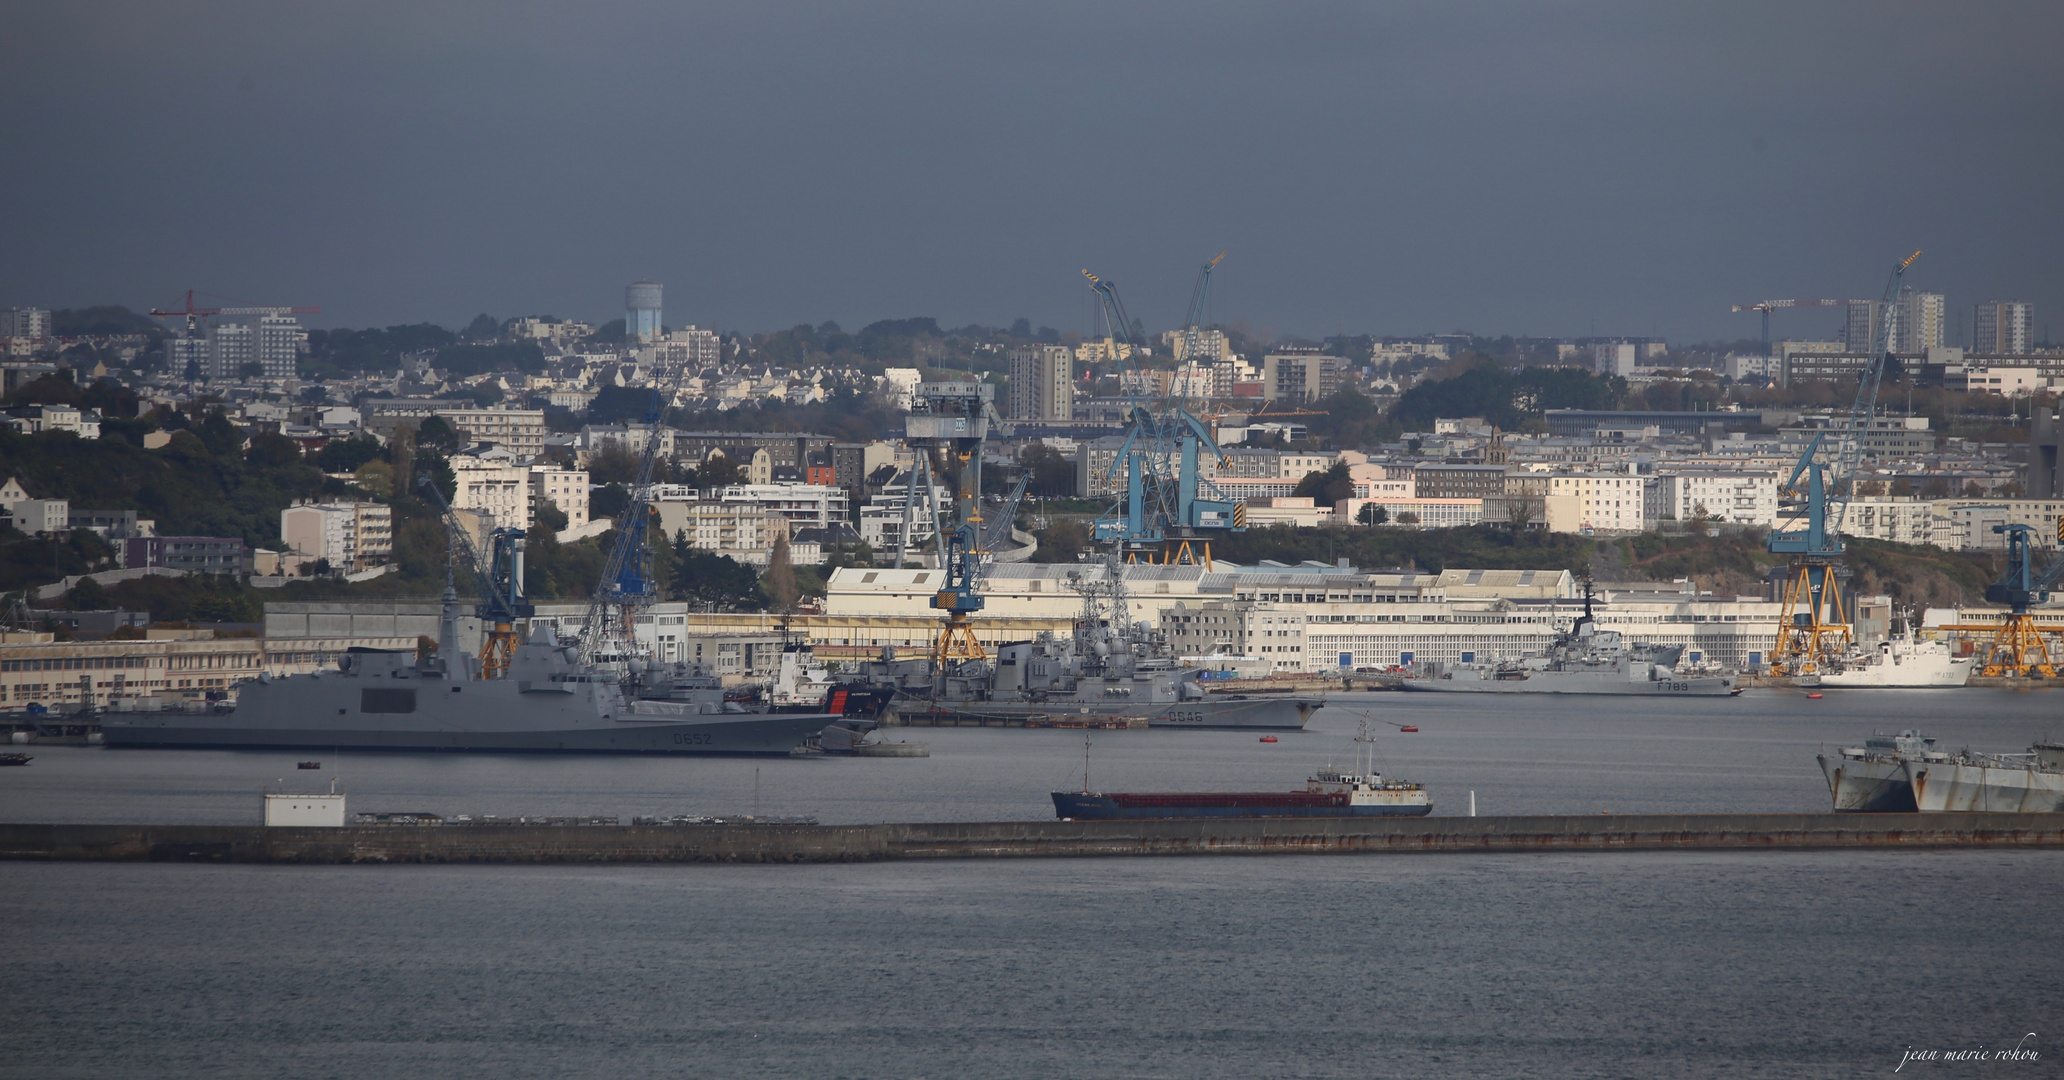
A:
[297,761,321,769]
[0,752,30,766]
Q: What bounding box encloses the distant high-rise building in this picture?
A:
[1843,301,1882,351]
[255,315,306,379]
[166,336,207,377]
[2,307,50,339]
[206,321,255,379]
[1261,350,1340,401]
[1008,345,1072,420]
[1890,288,1945,353]
[1974,301,2033,354]
[626,281,663,344]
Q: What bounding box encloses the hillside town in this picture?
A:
[1,280,2060,712]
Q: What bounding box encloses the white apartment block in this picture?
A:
[712,483,847,530]
[529,466,589,530]
[645,327,721,369]
[450,458,533,532]
[1835,498,1940,547]
[1939,500,2064,552]
[436,408,546,458]
[1653,471,1778,526]
[652,500,788,566]
[1008,345,1073,421]
[1546,474,1652,533]
[1261,351,1340,401]
[1162,328,1233,364]
[1,307,51,339]
[280,501,393,571]
[254,315,306,379]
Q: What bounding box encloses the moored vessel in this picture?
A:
[1398,584,1737,696]
[1052,721,1429,819]
[1818,730,2064,812]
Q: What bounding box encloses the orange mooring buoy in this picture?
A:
[1806,692,1823,699]
[1399,726,1419,732]
[1259,736,1278,743]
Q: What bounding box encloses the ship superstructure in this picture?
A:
[1399,583,1737,696]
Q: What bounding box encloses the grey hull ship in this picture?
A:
[1399,587,1736,697]
[1819,729,2064,813]
[840,568,1318,730]
[103,602,842,756]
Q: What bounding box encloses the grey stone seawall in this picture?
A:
[3,814,2063,864]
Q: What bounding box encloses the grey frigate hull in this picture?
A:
[888,695,1316,729]
[1909,760,2064,812]
[1817,754,1917,812]
[1399,672,1736,696]
[102,644,840,756]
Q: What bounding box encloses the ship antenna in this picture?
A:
[1083,729,1092,794]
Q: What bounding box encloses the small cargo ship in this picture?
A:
[1052,723,1430,819]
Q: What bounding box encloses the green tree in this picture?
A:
[416,415,463,455]
[763,534,799,613]
[1292,463,1353,507]
[197,410,244,457]
[591,483,629,520]
[697,454,745,488]
[1356,503,1389,526]
[316,434,385,472]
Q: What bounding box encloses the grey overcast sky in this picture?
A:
[3,1,2060,344]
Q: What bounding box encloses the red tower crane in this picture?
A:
[149,290,321,338]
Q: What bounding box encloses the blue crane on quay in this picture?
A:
[1940,521,2064,678]
[898,381,1011,666]
[419,475,534,680]
[1081,255,1245,568]
[1764,250,1919,677]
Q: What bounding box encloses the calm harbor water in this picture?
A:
[1,688,2057,824]
[1,688,2057,1077]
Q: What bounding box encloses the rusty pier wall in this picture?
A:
[3,814,2063,865]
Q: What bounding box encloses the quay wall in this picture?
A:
[2,813,2062,865]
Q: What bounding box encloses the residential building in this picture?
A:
[1,307,51,340]
[1593,343,1639,376]
[1162,328,1233,364]
[1892,288,1946,353]
[121,536,250,575]
[1545,474,1653,533]
[1973,301,2034,355]
[1414,463,1510,500]
[1261,350,1340,401]
[1653,471,1778,526]
[652,499,788,566]
[449,457,533,531]
[432,408,545,458]
[205,320,255,379]
[529,465,589,530]
[1008,345,1073,421]
[712,483,848,530]
[1836,498,1939,546]
[1938,500,2064,552]
[647,326,721,369]
[280,501,393,572]
[5,497,69,535]
[254,315,306,379]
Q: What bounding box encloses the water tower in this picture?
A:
[625,281,662,344]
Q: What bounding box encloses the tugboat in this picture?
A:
[1052,721,1430,819]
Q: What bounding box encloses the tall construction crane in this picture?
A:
[149,289,320,338]
[1175,252,1227,398]
[901,382,1011,667]
[1765,251,1920,677]
[1942,522,2064,678]
[418,476,534,679]
[577,388,671,664]
[1728,298,1855,354]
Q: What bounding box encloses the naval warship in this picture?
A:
[101,594,845,755]
[1398,584,1737,696]
[837,565,1319,729]
[1818,729,2064,812]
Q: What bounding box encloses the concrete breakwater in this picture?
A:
[3,813,2062,865]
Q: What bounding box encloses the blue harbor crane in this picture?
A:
[1941,522,2064,678]
[418,475,534,679]
[1765,251,1919,676]
[578,387,672,663]
[901,382,1010,666]
[1082,257,1245,567]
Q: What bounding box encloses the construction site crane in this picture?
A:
[1765,251,1920,677]
[1174,252,1227,396]
[1941,521,2064,678]
[1728,298,1856,354]
[149,289,320,338]
[418,476,533,679]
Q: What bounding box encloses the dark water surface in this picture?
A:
[1,689,2057,1077]
[3,688,2059,824]
[2,853,2055,1079]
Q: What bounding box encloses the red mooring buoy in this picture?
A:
[1806,692,1823,699]
[1259,736,1279,743]
[1399,726,1419,732]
